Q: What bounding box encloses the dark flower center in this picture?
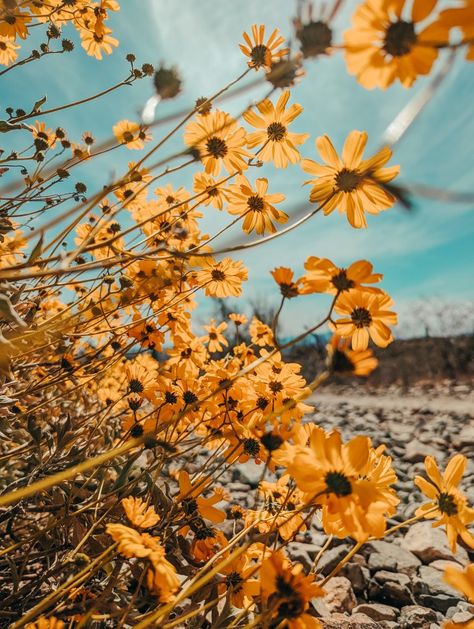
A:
[267,122,287,142]
[261,432,284,452]
[182,497,197,515]
[206,186,219,197]
[209,332,217,340]
[211,269,226,281]
[325,471,352,497]
[296,20,333,57]
[250,44,269,67]
[206,136,228,159]
[331,270,355,292]
[165,390,177,404]
[351,307,372,328]
[123,131,135,143]
[383,20,417,57]
[226,571,243,589]
[438,492,458,516]
[274,576,305,619]
[335,168,361,192]
[183,390,198,405]
[129,378,144,393]
[332,350,355,374]
[243,438,260,456]
[269,380,283,393]
[247,194,265,212]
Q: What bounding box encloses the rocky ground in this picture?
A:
[231,382,474,628]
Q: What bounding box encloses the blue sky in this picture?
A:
[3,0,474,336]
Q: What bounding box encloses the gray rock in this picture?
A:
[369,571,414,607]
[429,559,464,572]
[398,605,438,628]
[452,611,474,623]
[418,593,463,614]
[364,540,421,576]
[341,562,370,594]
[317,545,351,576]
[322,576,357,614]
[321,613,382,628]
[417,565,461,598]
[401,521,469,564]
[368,552,397,573]
[353,603,398,621]
[405,440,443,463]
[231,462,262,487]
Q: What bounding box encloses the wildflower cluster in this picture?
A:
[0,2,473,628]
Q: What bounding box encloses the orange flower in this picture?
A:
[0,9,30,39]
[326,334,378,377]
[25,618,65,629]
[106,523,162,559]
[229,312,248,326]
[249,317,275,347]
[80,24,119,59]
[191,528,228,562]
[202,319,228,353]
[439,2,474,61]
[113,120,151,149]
[301,257,383,295]
[415,455,474,553]
[195,257,248,298]
[227,176,287,235]
[243,90,309,168]
[332,289,397,350]
[193,172,231,210]
[184,110,250,176]
[444,563,474,603]
[239,24,289,70]
[125,362,158,401]
[260,550,324,629]
[121,496,160,529]
[271,267,301,298]
[301,131,400,228]
[344,0,449,89]
[177,471,226,523]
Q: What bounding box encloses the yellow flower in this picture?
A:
[113,120,151,149]
[249,316,275,347]
[195,257,248,298]
[0,36,19,66]
[145,550,180,603]
[202,319,228,353]
[177,470,226,523]
[227,175,287,235]
[121,496,160,529]
[301,131,400,228]
[415,455,474,553]
[301,257,383,295]
[260,550,324,629]
[332,289,397,351]
[80,24,119,59]
[243,90,309,168]
[193,172,231,209]
[106,523,162,559]
[443,564,474,629]
[239,24,289,70]
[286,426,399,541]
[344,0,449,89]
[326,334,378,377]
[184,110,250,176]
[271,266,302,298]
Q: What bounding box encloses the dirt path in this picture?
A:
[311,391,473,415]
